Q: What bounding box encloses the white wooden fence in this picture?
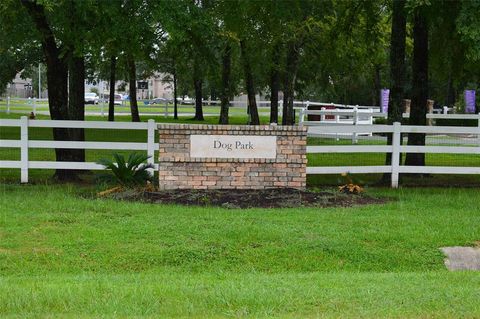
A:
[1,117,480,188]
[0,117,157,183]
[299,106,480,127]
[1,97,50,115]
[307,123,480,187]
[300,107,480,144]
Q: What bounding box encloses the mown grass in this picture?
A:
[0,185,479,317]
[2,272,479,318]
[0,100,271,117]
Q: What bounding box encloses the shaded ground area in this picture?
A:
[111,188,386,209]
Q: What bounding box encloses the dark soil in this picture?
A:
[111,188,386,209]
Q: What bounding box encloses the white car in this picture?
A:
[114,94,123,105]
[98,93,123,105]
[84,92,99,104]
[177,96,194,105]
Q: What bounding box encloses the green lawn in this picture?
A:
[0,99,270,116]
[0,185,479,317]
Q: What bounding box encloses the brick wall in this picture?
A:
[158,124,307,190]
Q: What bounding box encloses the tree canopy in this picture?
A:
[1,0,479,120]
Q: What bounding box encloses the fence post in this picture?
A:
[299,108,305,126]
[391,121,401,188]
[427,100,434,126]
[20,116,29,183]
[100,101,104,117]
[321,107,325,121]
[164,101,168,118]
[147,119,155,177]
[33,97,37,114]
[477,113,480,146]
[335,110,340,141]
[302,100,310,126]
[352,106,358,144]
[279,100,283,118]
[6,96,10,114]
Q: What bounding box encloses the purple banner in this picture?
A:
[465,90,476,113]
[380,89,390,113]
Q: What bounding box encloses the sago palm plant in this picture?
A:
[97,152,154,187]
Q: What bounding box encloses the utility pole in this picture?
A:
[38,63,41,99]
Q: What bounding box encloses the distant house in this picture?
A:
[4,73,34,98]
[85,72,173,100]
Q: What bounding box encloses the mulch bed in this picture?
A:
[110,188,386,209]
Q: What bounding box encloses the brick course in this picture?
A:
[158,124,307,190]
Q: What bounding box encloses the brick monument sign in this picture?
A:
[158,124,307,190]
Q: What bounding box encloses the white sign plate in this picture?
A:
[190,135,277,159]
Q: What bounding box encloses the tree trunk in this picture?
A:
[108,56,116,122]
[219,44,232,124]
[240,40,260,125]
[192,57,204,121]
[446,73,455,107]
[405,7,428,167]
[282,40,301,125]
[269,42,281,124]
[383,0,407,182]
[50,59,75,181]
[127,55,140,122]
[67,54,85,162]
[373,65,381,106]
[173,67,178,120]
[56,0,86,181]
[210,88,216,102]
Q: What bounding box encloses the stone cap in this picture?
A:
[159,157,307,164]
[157,123,307,133]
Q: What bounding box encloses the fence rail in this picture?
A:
[306,122,480,187]
[0,117,157,183]
[300,107,480,125]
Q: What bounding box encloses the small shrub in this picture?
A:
[97,153,153,188]
[338,183,364,194]
[338,172,364,195]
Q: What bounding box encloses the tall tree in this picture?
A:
[108,56,117,122]
[278,0,334,125]
[282,38,302,125]
[219,43,232,124]
[192,56,204,121]
[215,0,263,125]
[127,54,141,122]
[429,1,465,108]
[240,40,260,125]
[161,0,216,121]
[269,42,281,124]
[65,0,87,164]
[405,6,429,167]
[383,0,407,179]
[19,0,89,180]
